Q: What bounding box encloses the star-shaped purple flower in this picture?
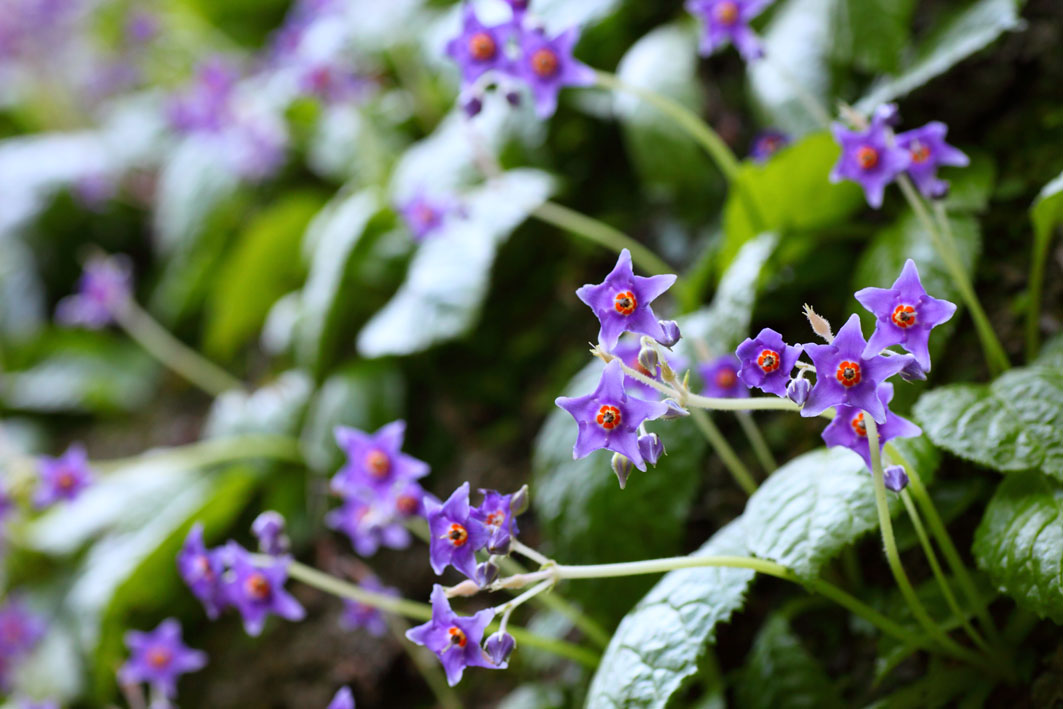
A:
[445,6,510,89]
[576,249,677,351]
[405,585,500,686]
[750,129,790,162]
[326,496,411,557]
[821,382,921,470]
[341,576,397,638]
[512,26,596,118]
[829,109,911,209]
[855,259,957,372]
[55,255,132,329]
[686,0,772,62]
[555,359,671,471]
[894,122,969,200]
[699,355,750,398]
[327,686,355,709]
[472,489,519,554]
[222,543,305,637]
[34,444,93,508]
[735,328,804,397]
[397,192,461,243]
[332,421,429,500]
[801,314,914,424]
[118,619,206,699]
[425,483,489,583]
[177,523,228,619]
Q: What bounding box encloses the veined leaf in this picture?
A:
[736,615,843,709]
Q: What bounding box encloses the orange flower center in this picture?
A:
[245,573,272,601]
[596,405,622,430]
[715,368,737,389]
[448,626,467,648]
[485,511,504,527]
[364,449,391,478]
[856,146,879,170]
[614,291,637,315]
[910,141,931,164]
[193,555,214,580]
[396,495,419,516]
[714,1,739,24]
[836,361,862,387]
[531,48,559,78]
[757,349,780,373]
[891,304,917,329]
[57,471,76,490]
[850,412,867,437]
[468,32,497,62]
[147,647,172,669]
[446,523,468,547]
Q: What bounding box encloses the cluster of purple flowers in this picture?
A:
[0,598,45,692]
[118,618,206,700]
[327,421,428,557]
[445,0,596,118]
[686,0,774,62]
[831,104,969,208]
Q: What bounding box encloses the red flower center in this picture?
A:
[715,367,737,389]
[630,357,652,377]
[448,626,468,648]
[714,1,739,24]
[245,573,272,601]
[530,48,559,78]
[836,361,862,387]
[446,523,468,547]
[910,141,931,164]
[856,146,879,170]
[364,449,390,478]
[757,349,780,373]
[57,471,76,490]
[850,412,867,437]
[891,304,917,329]
[396,495,419,516]
[193,555,214,580]
[614,291,637,315]
[596,405,622,430]
[147,647,172,669]
[468,32,497,62]
[413,204,437,227]
[485,511,504,527]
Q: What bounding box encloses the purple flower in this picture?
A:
[327,687,355,709]
[118,619,206,699]
[445,6,509,89]
[686,0,772,61]
[829,109,911,208]
[735,328,804,397]
[252,511,289,556]
[326,496,411,557]
[0,598,45,660]
[555,360,671,471]
[125,10,159,44]
[332,421,429,500]
[750,129,790,162]
[177,524,227,619]
[576,249,677,351]
[512,26,596,118]
[820,383,921,470]
[895,122,969,199]
[472,490,519,554]
[699,355,749,398]
[222,543,305,637]
[34,444,93,508]
[801,314,914,424]
[425,483,490,583]
[55,255,132,329]
[405,585,499,686]
[392,481,426,520]
[398,193,461,243]
[855,259,957,372]
[341,576,397,637]
[167,57,239,134]
[299,61,368,105]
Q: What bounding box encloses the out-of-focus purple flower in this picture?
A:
[829,108,911,208]
[299,61,369,105]
[801,314,914,424]
[252,511,290,556]
[341,577,397,638]
[750,129,790,162]
[177,524,227,619]
[327,687,355,709]
[405,585,500,686]
[445,6,509,89]
[168,57,240,134]
[699,355,749,398]
[686,0,772,61]
[55,254,133,329]
[327,496,411,557]
[735,328,803,397]
[472,490,518,554]
[222,115,288,181]
[125,10,159,45]
[855,259,957,372]
[34,444,93,508]
[0,598,45,661]
[555,360,670,471]
[73,173,117,211]
[118,618,206,699]
[398,193,462,243]
[425,483,489,583]
[512,26,596,118]
[820,382,921,470]
[576,249,677,351]
[332,421,430,500]
[392,481,426,520]
[895,122,969,199]
[222,543,305,637]
[884,465,909,492]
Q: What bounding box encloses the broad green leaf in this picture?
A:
[736,615,843,709]
[204,370,314,438]
[719,133,863,273]
[584,519,756,709]
[829,0,916,74]
[913,364,1063,481]
[203,192,325,360]
[973,472,1063,623]
[357,169,555,358]
[857,0,1023,111]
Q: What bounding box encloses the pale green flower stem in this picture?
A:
[736,410,777,472]
[691,409,758,495]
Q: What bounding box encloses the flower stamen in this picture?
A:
[595,405,622,430]
[757,349,780,373]
[891,304,917,329]
[613,291,637,316]
[836,360,862,387]
[856,146,879,170]
[468,32,497,62]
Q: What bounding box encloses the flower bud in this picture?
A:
[883,465,909,492]
[660,399,689,419]
[898,356,927,382]
[655,320,682,348]
[462,94,483,118]
[484,631,516,666]
[637,345,659,373]
[251,511,289,555]
[873,102,900,127]
[486,527,512,556]
[637,433,664,467]
[476,560,500,586]
[505,90,522,107]
[787,377,810,406]
[802,304,833,343]
[509,484,530,516]
[611,453,633,489]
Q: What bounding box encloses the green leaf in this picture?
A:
[584,519,756,709]
[357,169,555,357]
[203,192,325,360]
[973,472,1063,623]
[913,364,1063,481]
[736,615,843,709]
[204,370,314,438]
[857,0,1023,111]
[719,133,863,273]
[829,0,917,74]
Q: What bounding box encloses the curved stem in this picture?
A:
[691,409,758,495]
[510,539,551,568]
[115,300,245,396]
[736,410,777,473]
[532,201,672,276]
[92,434,304,474]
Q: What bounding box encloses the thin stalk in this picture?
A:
[115,301,245,396]
[691,410,758,495]
[93,434,303,474]
[385,616,461,709]
[896,177,1009,375]
[531,201,672,276]
[866,417,993,671]
[736,410,777,473]
[510,539,551,568]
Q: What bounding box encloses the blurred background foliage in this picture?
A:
[0,0,1062,706]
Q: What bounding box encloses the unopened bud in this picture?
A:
[484,631,516,665]
[873,102,900,127]
[660,399,689,419]
[509,484,529,516]
[787,377,810,406]
[637,345,659,373]
[505,90,521,107]
[462,94,483,118]
[803,304,833,343]
[486,528,511,556]
[637,433,664,467]
[476,561,500,586]
[251,511,289,556]
[445,579,482,598]
[883,465,909,492]
[611,453,633,489]
[898,356,927,382]
[656,320,682,348]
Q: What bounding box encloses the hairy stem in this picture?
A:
[691,409,758,495]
